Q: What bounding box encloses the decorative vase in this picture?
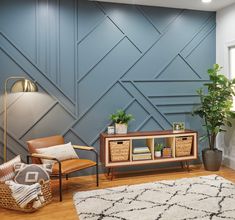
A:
[115,123,128,134]
[155,151,161,158]
[202,148,222,171]
[107,126,115,134]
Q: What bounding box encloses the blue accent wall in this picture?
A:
[0,0,215,174]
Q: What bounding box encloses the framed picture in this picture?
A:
[173,122,185,133]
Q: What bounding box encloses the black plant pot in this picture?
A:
[202,148,222,171]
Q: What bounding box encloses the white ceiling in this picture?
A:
[92,0,235,11]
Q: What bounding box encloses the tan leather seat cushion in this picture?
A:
[52,159,96,174]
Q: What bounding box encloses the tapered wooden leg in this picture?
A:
[111,168,114,181]
[186,161,190,172]
[180,162,184,169]
[107,168,111,176]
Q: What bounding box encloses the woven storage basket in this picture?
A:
[175,136,193,157]
[110,140,130,162]
[0,180,52,212]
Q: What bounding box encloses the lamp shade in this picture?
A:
[10,79,38,93]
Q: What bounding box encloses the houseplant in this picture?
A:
[194,64,235,171]
[109,109,134,134]
[154,143,163,158]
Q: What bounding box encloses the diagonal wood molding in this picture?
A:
[0,0,215,173]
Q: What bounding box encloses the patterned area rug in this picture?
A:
[73,175,235,220]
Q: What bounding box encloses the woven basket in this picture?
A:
[175,136,193,157]
[0,180,52,212]
[110,140,130,162]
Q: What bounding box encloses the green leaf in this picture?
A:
[193,64,235,138]
[109,109,134,124]
[227,121,232,127]
[199,135,207,142]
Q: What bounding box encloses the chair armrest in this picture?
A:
[31,153,57,160]
[73,145,95,151]
[27,153,60,165]
[27,154,62,176]
[73,145,99,165]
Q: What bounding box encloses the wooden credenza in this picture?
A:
[100,130,198,179]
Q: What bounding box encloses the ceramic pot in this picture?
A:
[202,148,222,171]
[155,151,161,158]
[115,123,128,134]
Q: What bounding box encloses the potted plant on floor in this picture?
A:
[154,143,163,158]
[109,109,134,134]
[193,64,235,171]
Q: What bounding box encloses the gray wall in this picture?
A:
[0,0,215,175]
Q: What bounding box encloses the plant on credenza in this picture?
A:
[109,109,134,134]
[154,143,163,158]
[193,64,235,171]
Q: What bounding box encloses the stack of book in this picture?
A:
[132,147,152,161]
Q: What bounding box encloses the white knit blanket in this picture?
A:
[5,180,45,208]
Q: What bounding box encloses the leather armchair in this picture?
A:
[26,135,99,201]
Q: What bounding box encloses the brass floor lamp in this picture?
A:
[3,77,38,162]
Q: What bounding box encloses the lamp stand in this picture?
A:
[3,77,25,162]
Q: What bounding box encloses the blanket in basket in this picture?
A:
[5,180,45,208]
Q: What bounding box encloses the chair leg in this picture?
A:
[94,149,99,187]
[58,162,62,202]
[96,163,99,187]
[59,172,62,202]
[26,155,30,164]
[66,174,69,180]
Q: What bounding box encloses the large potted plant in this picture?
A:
[194,64,235,171]
[109,109,134,134]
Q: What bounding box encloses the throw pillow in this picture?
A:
[14,163,53,185]
[0,155,21,183]
[36,142,78,164]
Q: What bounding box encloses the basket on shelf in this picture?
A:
[109,140,130,162]
[175,136,193,157]
[0,180,52,212]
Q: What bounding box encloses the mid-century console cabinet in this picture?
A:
[100,130,198,179]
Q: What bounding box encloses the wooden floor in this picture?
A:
[1,165,235,220]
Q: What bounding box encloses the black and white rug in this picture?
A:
[73,175,235,220]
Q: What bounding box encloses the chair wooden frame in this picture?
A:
[27,144,99,202]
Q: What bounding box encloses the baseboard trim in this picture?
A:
[223,155,235,170]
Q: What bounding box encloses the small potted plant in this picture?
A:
[154,143,163,158]
[193,64,235,171]
[109,109,134,134]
